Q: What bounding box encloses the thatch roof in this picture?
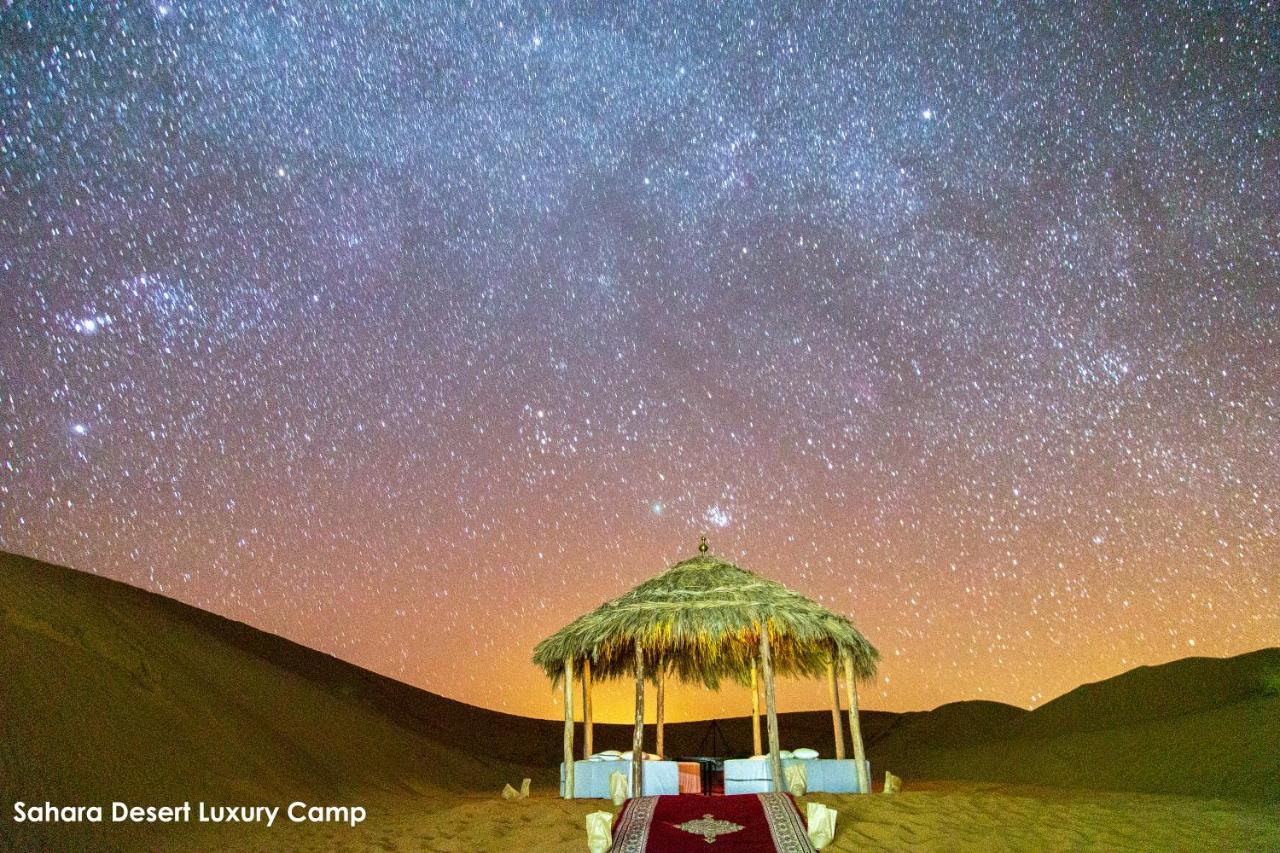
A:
[532,549,879,690]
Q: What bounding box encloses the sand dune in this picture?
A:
[2,551,1277,851]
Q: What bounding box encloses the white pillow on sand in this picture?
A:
[792,748,819,760]
[594,750,622,760]
[620,750,634,760]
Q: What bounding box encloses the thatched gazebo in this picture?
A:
[533,537,879,798]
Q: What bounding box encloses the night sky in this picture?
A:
[2,1,1276,722]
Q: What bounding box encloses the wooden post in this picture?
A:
[758,620,784,792]
[632,640,645,797]
[583,657,593,760]
[843,651,870,794]
[750,658,762,755]
[827,653,846,760]
[656,663,665,759]
[563,657,575,799]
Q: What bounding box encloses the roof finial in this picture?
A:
[698,534,709,553]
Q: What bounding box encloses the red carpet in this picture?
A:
[610,793,814,852]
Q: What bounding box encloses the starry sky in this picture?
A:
[1,1,1277,723]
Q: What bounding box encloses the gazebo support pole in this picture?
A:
[656,664,665,759]
[583,657,593,760]
[750,659,762,755]
[843,651,870,794]
[827,653,846,760]
[563,657,575,799]
[758,621,784,792]
[632,640,645,797]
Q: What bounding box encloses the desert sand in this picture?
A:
[2,552,1277,852]
[153,784,1276,852]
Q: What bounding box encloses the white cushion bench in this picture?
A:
[723,757,869,794]
[559,760,680,798]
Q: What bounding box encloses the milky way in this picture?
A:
[1,1,1276,721]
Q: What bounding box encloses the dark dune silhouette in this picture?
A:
[2,551,1276,851]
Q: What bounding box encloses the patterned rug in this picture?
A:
[610,793,814,852]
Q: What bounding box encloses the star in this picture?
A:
[1,0,1273,721]
[704,506,732,529]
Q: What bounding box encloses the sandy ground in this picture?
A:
[148,782,1277,852]
[5,556,1277,852]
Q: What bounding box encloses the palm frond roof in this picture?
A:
[532,546,878,689]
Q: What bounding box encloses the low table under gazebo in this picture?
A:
[533,537,879,799]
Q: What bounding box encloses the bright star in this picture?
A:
[704,505,731,528]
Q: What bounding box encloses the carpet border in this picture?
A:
[610,795,657,853]
[757,791,816,853]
